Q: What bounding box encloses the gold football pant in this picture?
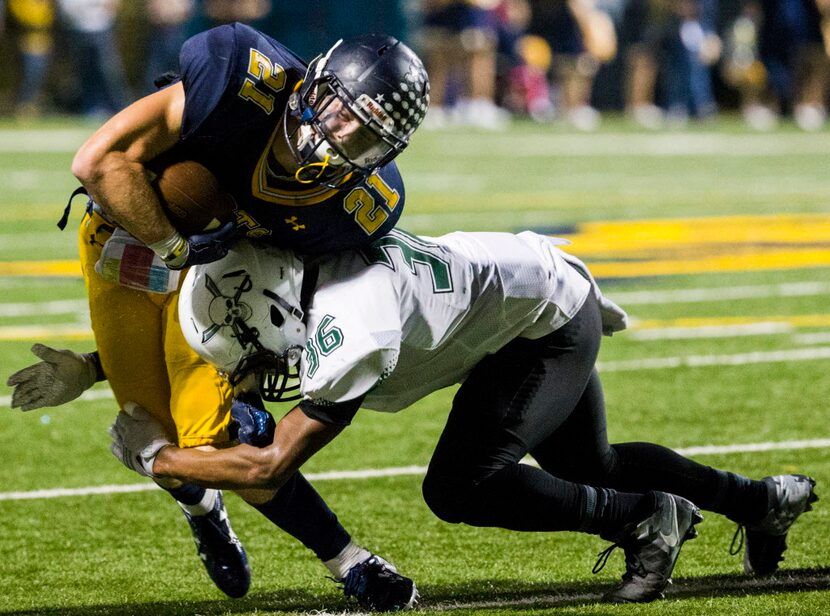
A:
[79,210,232,447]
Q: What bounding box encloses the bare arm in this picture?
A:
[152,406,346,490]
[71,83,185,246]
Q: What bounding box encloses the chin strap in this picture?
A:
[294,154,333,184]
[57,186,91,230]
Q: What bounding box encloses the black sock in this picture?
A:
[585,487,653,540]
[163,483,206,506]
[253,472,351,561]
[610,442,769,524]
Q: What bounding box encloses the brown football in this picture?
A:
[149,159,236,236]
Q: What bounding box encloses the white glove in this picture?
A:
[108,402,173,478]
[6,344,98,411]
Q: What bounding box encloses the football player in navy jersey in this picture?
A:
[8,24,428,611]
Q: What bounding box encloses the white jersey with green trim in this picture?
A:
[300,230,594,412]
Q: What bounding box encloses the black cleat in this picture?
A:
[341,555,418,611]
[736,474,818,576]
[180,489,251,598]
[596,492,702,603]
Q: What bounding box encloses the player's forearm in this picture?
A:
[71,84,185,245]
[153,443,295,490]
[76,152,178,245]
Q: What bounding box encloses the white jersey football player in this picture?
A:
[111,230,817,604]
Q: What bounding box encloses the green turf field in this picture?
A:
[1,117,829,615]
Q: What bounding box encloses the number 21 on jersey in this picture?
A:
[344,173,401,235]
[238,48,286,114]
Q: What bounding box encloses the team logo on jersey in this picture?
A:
[201,272,254,344]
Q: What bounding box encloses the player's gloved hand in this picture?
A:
[152,222,239,270]
[6,344,99,411]
[230,394,276,448]
[109,402,173,478]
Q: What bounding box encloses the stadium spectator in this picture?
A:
[721,0,780,130]
[56,0,131,116]
[495,0,557,121]
[528,0,617,130]
[662,0,721,124]
[110,231,817,604]
[202,0,271,27]
[419,0,510,129]
[143,0,195,94]
[7,23,428,610]
[618,0,670,128]
[3,0,55,118]
[758,0,829,130]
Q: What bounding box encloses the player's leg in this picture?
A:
[164,305,416,609]
[240,473,417,611]
[81,211,251,597]
[80,210,176,433]
[422,293,640,532]
[161,291,252,597]
[532,368,816,576]
[422,293,701,602]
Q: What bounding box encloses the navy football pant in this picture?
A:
[422,293,768,534]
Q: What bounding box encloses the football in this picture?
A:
[149,159,236,236]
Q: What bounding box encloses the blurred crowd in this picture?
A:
[2,0,829,130]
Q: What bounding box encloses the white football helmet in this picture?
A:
[179,240,307,401]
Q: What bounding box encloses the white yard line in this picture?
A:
[628,322,795,341]
[794,332,830,345]
[598,346,830,371]
[1,439,828,502]
[0,388,114,409]
[610,281,830,305]
[0,128,92,153]
[0,299,87,317]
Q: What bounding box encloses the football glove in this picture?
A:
[109,402,173,478]
[230,394,276,448]
[6,344,99,411]
[158,221,239,270]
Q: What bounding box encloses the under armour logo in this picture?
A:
[285,216,306,231]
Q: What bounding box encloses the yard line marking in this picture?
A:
[0,259,79,277]
[678,439,830,456]
[794,332,830,345]
[0,388,113,408]
[631,314,830,330]
[611,281,830,305]
[0,483,161,500]
[1,439,828,501]
[0,324,92,340]
[628,322,794,340]
[0,299,87,317]
[598,346,830,371]
[0,128,92,152]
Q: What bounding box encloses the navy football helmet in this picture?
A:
[285,34,429,187]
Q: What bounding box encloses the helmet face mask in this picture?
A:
[178,242,307,402]
[284,34,429,188]
[228,318,304,402]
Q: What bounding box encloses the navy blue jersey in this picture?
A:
[174,23,406,255]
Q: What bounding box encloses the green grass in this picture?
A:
[1,116,830,615]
